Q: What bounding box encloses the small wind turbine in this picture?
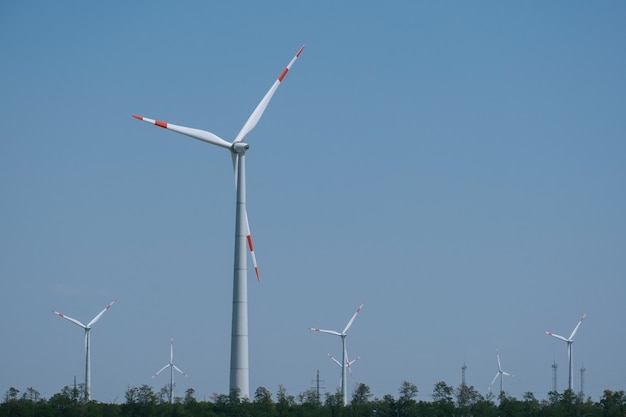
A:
[152,337,189,404]
[545,313,586,391]
[132,45,304,399]
[308,302,364,406]
[489,350,513,395]
[51,300,116,401]
[328,353,360,389]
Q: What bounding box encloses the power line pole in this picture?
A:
[552,360,558,392]
[461,362,467,386]
[580,365,586,397]
[311,369,326,404]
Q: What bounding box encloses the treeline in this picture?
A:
[2,380,626,417]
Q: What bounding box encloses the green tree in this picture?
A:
[372,394,396,417]
[253,386,275,417]
[276,385,295,417]
[324,389,344,417]
[398,380,418,417]
[521,391,541,417]
[432,381,454,416]
[22,387,40,402]
[599,389,626,417]
[351,383,372,407]
[455,382,482,415]
[432,381,454,403]
[4,387,19,402]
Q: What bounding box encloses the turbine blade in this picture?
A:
[342,303,365,334]
[347,356,360,376]
[569,313,586,340]
[87,300,116,327]
[545,331,569,342]
[490,373,499,388]
[308,327,342,337]
[173,365,189,378]
[348,356,361,366]
[328,353,342,367]
[132,115,232,149]
[230,154,260,282]
[497,352,502,371]
[503,371,513,377]
[245,210,260,281]
[170,337,174,363]
[152,364,170,378]
[52,310,87,329]
[232,45,305,144]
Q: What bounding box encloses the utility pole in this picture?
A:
[311,369,326,404]
[580,365,586,397]
[461,362,467,386]
[552,360,558,392]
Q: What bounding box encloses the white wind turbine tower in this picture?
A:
[152,337,189,404]
[132,45,305,399]
[489,350,513,395]
[51,300,116,402]
[328,353,360,390]
[308,303,365,406]
[545,313,586,391]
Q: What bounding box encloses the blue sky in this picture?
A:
[1,1,625,404]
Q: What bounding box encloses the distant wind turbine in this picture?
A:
[489,350,513,394]
[152,337,189,404]
[328,353,360,389]
[132,45,305,399]
[545,313,586,391]
[51,300,116,401]
[308,302,364,406]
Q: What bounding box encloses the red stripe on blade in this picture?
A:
[247,235,254,251]
[278,68,289,82]
[155,120,168,128]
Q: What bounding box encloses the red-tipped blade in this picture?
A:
[131,115,232,149]
[233,45,305,144]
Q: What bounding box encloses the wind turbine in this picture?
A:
[308,302,365,406]
[488,350,513,395]
[152,337,189,404]
[51,300,116,402]
[328,353,360,390]
[132,45,304,399]
[545,313,586,391]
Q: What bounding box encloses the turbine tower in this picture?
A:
[308,303,364,406]
[545,313,586,391]
[152,337,189,404]
[489,350,513,395]
[52,300,116,401]
[132,46,305,398]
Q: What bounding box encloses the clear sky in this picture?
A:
[1,0,625,405]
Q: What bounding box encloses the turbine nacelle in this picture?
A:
[231,142,250,154]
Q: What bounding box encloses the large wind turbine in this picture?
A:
[308,303,365,406]
[489,350,513,395]
[51,300,116,401]
[545,313,586,391]
[132,46,304,398]
[152,337,189,404]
